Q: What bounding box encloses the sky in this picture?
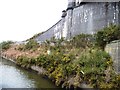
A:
[0,0,67,42]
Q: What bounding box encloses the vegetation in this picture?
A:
[95,24,120,49]
[3,25,120,89]
[25,40,39,50]
[0,41,13,50]
[70,34,94,48]
[18,40,39,51]
[17,43,120,88]
[27,31,45,41]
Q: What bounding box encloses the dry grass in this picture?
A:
[2,44,47,60]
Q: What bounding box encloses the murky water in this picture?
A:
[0,58,57,88]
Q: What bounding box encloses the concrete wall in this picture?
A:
[35,19,65,43]
[70,2,120,37]
[34,2,120,72]
[105,40,120,73]
[34,2,120,42]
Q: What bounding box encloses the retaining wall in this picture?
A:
[105,40,120,73]
[34,2,120,42]
[71,2,120,37]
[35,19,65,43]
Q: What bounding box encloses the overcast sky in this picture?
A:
[0,0,67,42]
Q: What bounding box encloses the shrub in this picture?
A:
[17,56,30,67]
[17,56,36,68]
[95,24,120,49]
[78,49,111,73]
[14,25,120,88]
[36,54,49,67]
[70,34,94,48]
[24,39,39,50]
[0,41,13,50]
[75,48,114,87]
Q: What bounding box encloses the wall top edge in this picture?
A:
[79,0,120,2]
[111,40,120,43]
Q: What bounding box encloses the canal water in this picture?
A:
[0,58,57,89]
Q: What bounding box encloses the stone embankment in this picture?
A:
[1,54,46,75]
[1,54,17,64]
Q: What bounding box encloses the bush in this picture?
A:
[16,56,36,68]
[95,24,120,49]
[24,40,39,50]
[36,54,49,67]
[77,48,111,74]
[15,25,120,88]
[75,48,114,88]
[17,56,30,67]
[70,34,94,48]
[0,41,13,50]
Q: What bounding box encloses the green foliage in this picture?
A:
[50,37,65,47]
[24,40,39,50]
[17,56,36,68]
[95,24,120,49]
[15,25,120,88]
[0,41,13,50]
[78,49,111,74]
[70,34,94,48]
[75,49,112,87]
[17,47,117,88]
[17,56,30,67]
[99,74,120,89]
[36,54,49,67]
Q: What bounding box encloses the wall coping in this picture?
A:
[111,40,120,43]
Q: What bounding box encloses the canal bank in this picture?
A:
[0,57,58,88]
[1,57,93,90]
[1,55,46,75]
[1,26,120,89]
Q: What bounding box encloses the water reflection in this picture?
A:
[0,58,56,88]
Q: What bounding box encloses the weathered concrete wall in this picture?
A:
[105,40,120,73]
[34,2,120,42]
[70,2,120,37]
[35,19,65,43]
